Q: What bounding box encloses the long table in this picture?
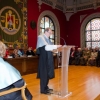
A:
[5,55,58,75]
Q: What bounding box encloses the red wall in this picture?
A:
[27,0,67,49]
[67,8,100,48]
[27,0,39,49]
[28,1,100,49]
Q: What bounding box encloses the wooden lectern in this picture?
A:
[55,45,74,97]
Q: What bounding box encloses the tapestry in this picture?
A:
[0,0,27,48]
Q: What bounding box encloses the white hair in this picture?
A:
[0,41,6,57]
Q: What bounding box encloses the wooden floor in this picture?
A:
[22,65,100,100]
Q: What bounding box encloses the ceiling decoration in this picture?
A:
[37,0,100,21]
[37,0,100,12]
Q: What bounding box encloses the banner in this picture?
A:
[0,0,27,48]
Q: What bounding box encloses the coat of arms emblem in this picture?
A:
[0,6,21,35]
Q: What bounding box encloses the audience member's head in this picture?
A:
[71,47,75,51]
[15,45,20,50]
[77,48,81,51]
[28,47,32,51]
[0,41,6,57]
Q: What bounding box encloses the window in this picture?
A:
[40,16,55,44]
[85,18,100,48]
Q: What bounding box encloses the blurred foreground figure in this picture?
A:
[0,41,33,100]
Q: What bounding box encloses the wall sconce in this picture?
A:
[30,20,36,29]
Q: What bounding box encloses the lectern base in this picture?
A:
[52,91,72,98]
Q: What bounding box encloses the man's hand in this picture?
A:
[57,45,62,48]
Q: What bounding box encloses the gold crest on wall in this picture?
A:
[0,0,27,48]
[0,6,21,35]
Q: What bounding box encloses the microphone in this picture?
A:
[55,36,66,45]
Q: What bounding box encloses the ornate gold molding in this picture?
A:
[37,0,100,12]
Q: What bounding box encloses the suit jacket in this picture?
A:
[26,50,35,56]
[97,50,100,59]
[75,51,83,58]
[70,50,76,58]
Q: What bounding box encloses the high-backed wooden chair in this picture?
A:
[0,84,27,100]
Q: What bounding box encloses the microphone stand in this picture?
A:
[55,36,66,45]
[60,37,66,45]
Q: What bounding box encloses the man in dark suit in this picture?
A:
[26,47,35,56]
[69,47,76,65]
[36,27,61,95]
[75,48,83,65]
[96,48,100,67]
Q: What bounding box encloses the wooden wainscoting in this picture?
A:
[5,55,58,75]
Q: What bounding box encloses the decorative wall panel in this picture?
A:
[0,0,27,48]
